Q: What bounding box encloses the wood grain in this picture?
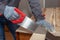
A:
[44,8,60,32]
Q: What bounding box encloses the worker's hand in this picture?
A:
[36,20,55,32]
[4,6,20,20]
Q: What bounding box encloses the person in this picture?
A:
[0,0,55,40]
[0,0,20,40]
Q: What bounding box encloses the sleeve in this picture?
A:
[0,0,20,14]
[8,0,20,8]
[0,2,6,14]
[28,0,45,21]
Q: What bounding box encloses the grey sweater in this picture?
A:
[0,0,20,14]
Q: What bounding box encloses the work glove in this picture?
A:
[36,19,55,32]
[4,6,20,20]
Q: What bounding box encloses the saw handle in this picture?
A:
[11,8,26,24]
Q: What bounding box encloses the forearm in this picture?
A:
[28,0,45,21]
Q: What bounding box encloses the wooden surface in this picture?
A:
[44,8,60,40]
[19,33,32,40]
[44,8,60,32]
[16,27,32,40]
[16,27,33,34]
[46,32,60,40]
[5,32,13,40]
[16,26,47,40]
[30,26,47,40]
[16,32,32,40]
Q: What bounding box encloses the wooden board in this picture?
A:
[30,25,47,40]
[44,8,60,40]
[5,32,13,40]
[44,8,60,32]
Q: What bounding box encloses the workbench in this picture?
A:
[16,25,47,40]
[16,27,32,40]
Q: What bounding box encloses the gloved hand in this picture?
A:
[4,6,20,20]
[36,20,55,32]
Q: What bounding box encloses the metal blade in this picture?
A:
[18,16,38,32]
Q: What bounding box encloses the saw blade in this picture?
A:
[18,16,38,32]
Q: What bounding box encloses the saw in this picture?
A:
[9,8,55,33]
[11,8,38,32]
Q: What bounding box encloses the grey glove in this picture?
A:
[36,20,55,32]
[4,6,19,20]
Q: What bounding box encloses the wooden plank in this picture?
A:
[45,8,60,32]
[45,8,60,40]
[55,8,60,31]
[19,33,32,40]
[30,26,47,40]
[5,32,13,40]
